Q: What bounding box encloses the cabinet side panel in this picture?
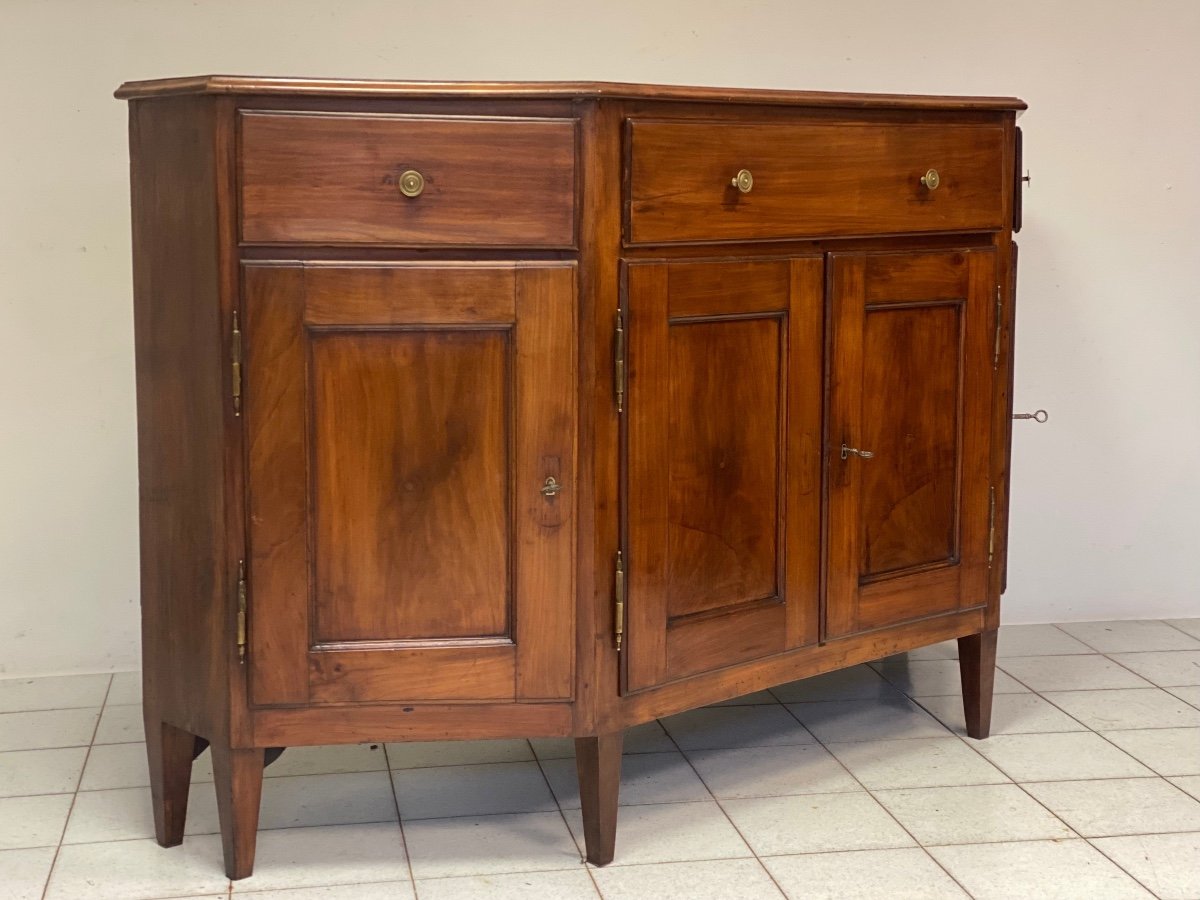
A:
[129,96,228,739]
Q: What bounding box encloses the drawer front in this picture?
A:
[627,120,1005,244]
[240,112,577,246]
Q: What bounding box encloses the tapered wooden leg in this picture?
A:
[211,744,264,880]
[959,628,999,739]
[575,731,623,866]
[146,720,197,848]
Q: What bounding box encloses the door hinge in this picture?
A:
[987,487,997,567]
[613,550,625,652]
[231,310,243,417]
[993,285,1003,369]
[614,306,626,413]
[236,559,247,663]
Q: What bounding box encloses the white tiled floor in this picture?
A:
[2,618,1200,899]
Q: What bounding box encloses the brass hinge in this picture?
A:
[231,310,243,417]
[613,550,625,652]
[987,487,996,567]
[993,285,1003,369]
[614,306,626,413]
[236,559,247,663]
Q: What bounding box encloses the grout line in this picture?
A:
[524,739,605,897]
[379,743,419,899]
[1082,834,1170,899]
[39,673,115,900]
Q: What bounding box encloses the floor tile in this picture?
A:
[1169,686,1200,709]
[659,705,815,750]
[260,772,398,830]
[0,794,73,849]
[1059,620,1200,653]
[828,737,1009,789]
[0,674,111,713]
[770,665,900,703]
[707,690,779,706]
[1092,832,1200,900]
[1023,777,1200,836]
[45,835,231,899]
[1109,650,1200,687]
[392,761,555,820]
[916,693,1087,737]
[1042,688,1200,730]
[0,746,88,797]
[0,708,99,751]
[593,858,782,900]
[1101,727,1200,776]
[386,739,531,769]
[1171,776,1200,801]
[873,783,1074,845]
[997,624,1095,657]
[93,703,145,744]
[786,695,949,743]
[722,791,914,856]
[764,847,968,899]
[686,744,860,799]
[265,744,388,778]
[229,823,409,892]
[997,655,1151,691]
[403,811,580,879]
[900,639,960,660]
[79,741,209,791]
[564,800,750,866]
[0,846,57,900]
[972,732,1155,782]
[106,671,142,705]
[530,721,674,759]
[871,659,1028,698]
[929,839,1153,900]
[63,784,219,843]
[415,869,597,900]
[1167,618,1200,640]
[542,751,709,809]
[232,883,413,899]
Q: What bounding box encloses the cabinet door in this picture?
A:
[624,258,822,691]
[243,263,575,706]
[826,249,996,638]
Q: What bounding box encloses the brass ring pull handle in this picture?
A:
[731,169,754,193]
[540,476,563,497]
[841,444,875,461]
[920,168,941,190]
[1013,409,1049,423]
[398,169,425,198]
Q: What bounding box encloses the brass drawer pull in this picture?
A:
[920,168,941,190]
[541,476,564,497]
[731,169,754,193]
[398,169,425,198]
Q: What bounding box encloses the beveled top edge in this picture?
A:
[114,75,1026,110]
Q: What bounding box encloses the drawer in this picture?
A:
[626,120,1005,244]
[240,112,577,246]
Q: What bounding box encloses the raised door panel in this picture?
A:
[625,258,822,692]
[826,249,995,639]
[244,263,575,706]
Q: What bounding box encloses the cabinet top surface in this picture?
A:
[114,75,1025,110]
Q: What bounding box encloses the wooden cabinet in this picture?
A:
[117,76,1025,879]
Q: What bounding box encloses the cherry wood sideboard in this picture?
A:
[116,76,1026,878]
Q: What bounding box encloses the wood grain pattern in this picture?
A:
[625,257,821,691]
[310,329,511,643]
[240,112,576,246]
[308,645,516,702]
[628,121,1006,244]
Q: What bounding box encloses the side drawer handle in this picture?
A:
[731,169,754,193]
[398,169,425,198]
[920,168,941,190]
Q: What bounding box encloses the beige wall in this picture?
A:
[1,0,1197,676]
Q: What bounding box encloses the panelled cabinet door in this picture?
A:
[624,258,823,691]
[826,249,996,638]
[243,263,576,706]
